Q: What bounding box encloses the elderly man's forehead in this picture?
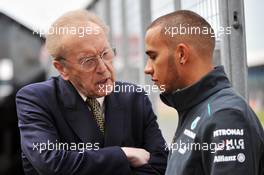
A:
[60,22,105,41]
[56,23,108,58]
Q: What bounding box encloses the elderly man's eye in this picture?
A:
[102,51,108,57]
[80,57,93,63]
[102,50,113,60]
[83,59,96,67]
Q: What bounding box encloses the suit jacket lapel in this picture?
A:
[58,77,104,145]
[104,92,125,146]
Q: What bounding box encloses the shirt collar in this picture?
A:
[77,89,105,107]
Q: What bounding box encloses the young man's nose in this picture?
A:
[144,60,154,75]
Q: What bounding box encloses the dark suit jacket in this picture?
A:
[16,76,168,175]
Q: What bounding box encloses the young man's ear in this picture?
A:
[175,43,189,65]
[53,60,69,80]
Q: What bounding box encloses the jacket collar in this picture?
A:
[57,77,124,146]
[58,77,81,109]
[58,77,120,109]
[160,66,231,112]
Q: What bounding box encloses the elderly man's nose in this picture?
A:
[96,59,108,73]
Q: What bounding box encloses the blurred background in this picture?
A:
[0,0,263,174]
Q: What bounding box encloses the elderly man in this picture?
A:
[144,10,264,175]
[16,10,167,175]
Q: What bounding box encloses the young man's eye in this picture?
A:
[149,55,156,60]
[145,51,157,60]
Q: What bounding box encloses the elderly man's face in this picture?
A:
[58,25,115,98]
[144,26,183,92]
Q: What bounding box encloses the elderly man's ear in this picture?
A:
[53,60,70,80]
[175,43,189,65]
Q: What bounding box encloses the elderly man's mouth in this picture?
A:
[97,78,110,85]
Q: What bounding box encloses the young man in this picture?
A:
[144,10,264,175]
